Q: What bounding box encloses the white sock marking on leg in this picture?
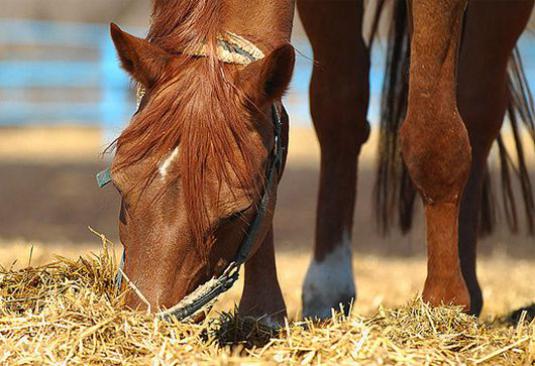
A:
[302,230,356,318]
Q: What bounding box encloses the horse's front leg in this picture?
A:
[297,0,370,319]
[239,226,286,326]
[401,0,471,311]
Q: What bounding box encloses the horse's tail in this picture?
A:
[499,49,535,234]
[371,2,535,236]
[371,0,414,235]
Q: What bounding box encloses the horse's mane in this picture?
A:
[114,0,262,257]
[148,0,221,55]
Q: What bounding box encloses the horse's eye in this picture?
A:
[223,205,253,225]
[225,211,245,224]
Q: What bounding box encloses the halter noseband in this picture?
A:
[96,34,286,321]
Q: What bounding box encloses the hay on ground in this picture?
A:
[0,239,534,365]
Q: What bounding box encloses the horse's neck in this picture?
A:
[224,0,295,50]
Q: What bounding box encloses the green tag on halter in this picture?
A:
[96,168,112,188]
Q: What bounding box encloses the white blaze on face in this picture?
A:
[302,230,356,319]
[159,147,179,178]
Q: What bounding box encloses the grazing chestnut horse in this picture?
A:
[108,0,534,324]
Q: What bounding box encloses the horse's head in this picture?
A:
[108,24,294,313]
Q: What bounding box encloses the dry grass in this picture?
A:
[1,236,535,365]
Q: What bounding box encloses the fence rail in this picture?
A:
[1,19,534,132]
[0,19,143,140]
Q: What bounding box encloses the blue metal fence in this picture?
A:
[1,19,534,132]
[0,19,143,138]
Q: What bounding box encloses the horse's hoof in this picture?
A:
[302,292,355,320]
[422,273,471,313]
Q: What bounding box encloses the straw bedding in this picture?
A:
[1,241,534,365]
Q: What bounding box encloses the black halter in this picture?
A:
[97,103,285,321]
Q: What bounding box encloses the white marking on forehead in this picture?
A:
[159,147,179,178]
[302,230,356,319]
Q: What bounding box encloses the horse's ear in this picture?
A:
[110,23,170,88]
[239,44,295,105]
